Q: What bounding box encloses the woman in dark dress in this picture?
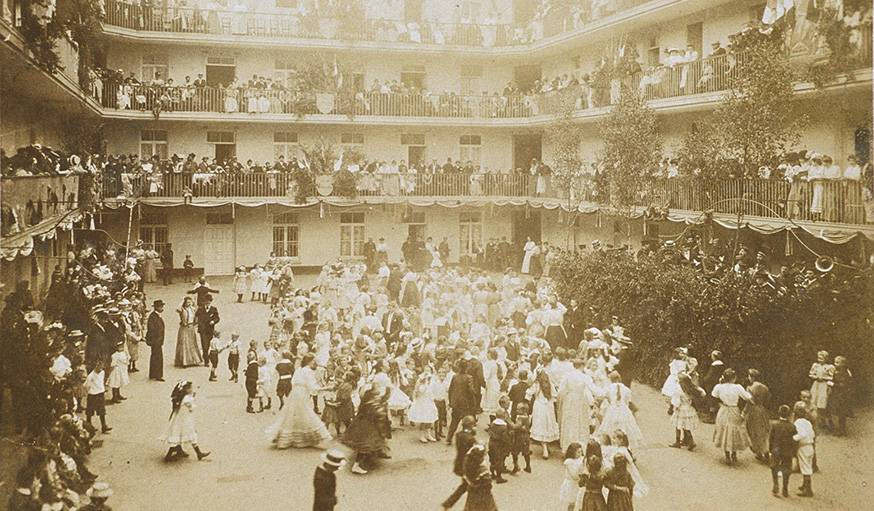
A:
[342,378,390,475]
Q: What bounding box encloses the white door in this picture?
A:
[203,225,234,275]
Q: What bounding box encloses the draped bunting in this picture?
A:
[0,211,83,261]
[98,197,874,244]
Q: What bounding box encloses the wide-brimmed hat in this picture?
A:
[321,449,347,468]
[67,330,85,338]
[86,481,113,499]
[153,300,165,308]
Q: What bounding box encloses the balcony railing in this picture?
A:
[100,172,871,226]
[1,174,81,237]
[103,0,525,47]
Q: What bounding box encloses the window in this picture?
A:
[401,134,426,146]
[460,1,480,20]
[459,212,482,256]
[272,212,299,257]
[460,65,482,95]
[340,212,365,258]
[274,132,299,160]
[140,130,168,159]
[140,210,168,253]
[340,133,365,151]
[400,65,426,90]
[141,54,168,82]
[459,134,481,164]
[206,55,235,66]
[274,60,297,88]
[207,131,235,144]
[647,36,660,67]
[206,212,233,224]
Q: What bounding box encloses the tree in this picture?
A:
[545,115,585,201]
[597,88,662,210]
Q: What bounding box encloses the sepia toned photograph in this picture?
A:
[0,0,872,510]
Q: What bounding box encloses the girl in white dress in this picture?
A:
[596,371,644,450]
[559,442,584,511]
[660,347,688,409]
[268,355,332,449]
[711,368,752,465]
[481,349,502,414]
[530,370,560,458]
[387,359,412,425]
[163,381,210,461]
[408,369,438,443]
[108,342,130,403]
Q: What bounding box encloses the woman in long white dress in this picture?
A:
[481,349,502,415]
[268,354,332,449]
[530,369,559,458]
[557,360,595,451]
[521,237,537,274]
[174,297,203,367]
[163,380,210,461]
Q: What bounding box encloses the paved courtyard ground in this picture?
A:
[7,276,870,511]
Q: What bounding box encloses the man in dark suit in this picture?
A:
[161,245,174,285]
[381,302,404,349]
[445,360,477,444]
[465,351,485,414]
[565,299,585,348]
[386,266,402,303]
[146,300,166,381]
[195,294,220,365]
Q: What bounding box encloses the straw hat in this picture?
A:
[86,482,113,499]
[320,449,347,468]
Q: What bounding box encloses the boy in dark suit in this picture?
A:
[769,404,797,498]
[313,449,345,511]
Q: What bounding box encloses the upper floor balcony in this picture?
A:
[100,0,661,54]
[0,173,81,238]
[100,171,873,230]
[97,42,874,126]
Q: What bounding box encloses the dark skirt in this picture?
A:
[342,416,387,454]
[276,379,292,397]
[606,489,633,511]
[544,325,567,350]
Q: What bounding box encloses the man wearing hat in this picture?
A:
[195,294,220,365]
[146,300,166,381]
[81,481,113,510]
[313,449,345,511]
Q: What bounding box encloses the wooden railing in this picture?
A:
[100,173,871,225]
[1,174,81,237]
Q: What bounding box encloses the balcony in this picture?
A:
[1,174,81,238]
[99,172,872,230]
[101,0,665,52]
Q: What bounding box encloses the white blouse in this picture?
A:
[711,383,752,406]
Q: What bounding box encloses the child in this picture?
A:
[576,454,606,511]
[798,389,819,471]
[409,369,438,443]
[432,364,450,440]
[82,481,114,511]
[330,371,356,436]
[829,355,852,436]
[108,342,130,403]
[808,350,834,431]
[661,347,687,414]
[559,442,584,511]
[387,360,411,427]
[183,255,194,283]
[257,356,273,411]
[233,266,248,303]
[452,415,477,478]
[606,431,648,496]
[275,351,294,409]
[596,371,644,451]
[669,372,704,450]
[85,361,112,433]
[227,333,241,382]
[508,369,530,421]
[793,401,816,497]
[605,453,635,511]
[208,331,228,382]
[244,352,261,413]
[487,410,510,484]
[510,401,532,474]
[768,404,797,498]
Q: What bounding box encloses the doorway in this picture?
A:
[214,143,236,161]
[408,145,426,167]
[203,212,235,275]
[513,134,542,171]
[513,65,541,92]
[511,209,541,244]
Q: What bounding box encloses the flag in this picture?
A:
[332,55,343,90]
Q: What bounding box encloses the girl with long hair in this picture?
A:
[669,372,704,451]
[162,381,210,461]
[711,368,753,465]
[530,369,560,459]
[559,442,584,511]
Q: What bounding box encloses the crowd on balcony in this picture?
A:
[104,0,646,47]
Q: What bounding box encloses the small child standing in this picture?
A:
[244,353,261,413]
[768,404,797,498]
[257,356,273,411]
[487,410,510,484]
[669,373,704,450]
[183,255,194,283]
[208,331,228,382]
[227,333,241,382]
[511,401,532,474]
[85,361,112,433]
[559,442,584,511]
[508,369,530,421]
[108,342,130,403]
[793,401,816,497]
[409,369,439,443]
[432,365,450,440]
